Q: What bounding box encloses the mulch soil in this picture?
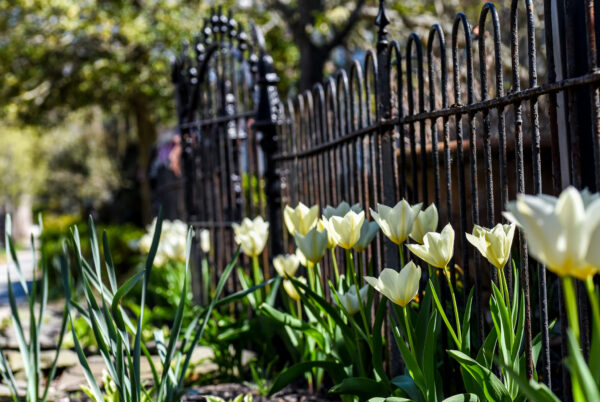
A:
[183,383,340,401]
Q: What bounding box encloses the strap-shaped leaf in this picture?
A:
[133,209,163,402]
[60,253,104,401]
[329,377,389,399]
[178,247,240,386]
[268,360,346,396]
[0,349,20,402]
[157,227,193,397]
[102,231,118,293]
[448,349,511,402]
[391,374,424,402]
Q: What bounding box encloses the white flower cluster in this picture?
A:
[139,219,188,268]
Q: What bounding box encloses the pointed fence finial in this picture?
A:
[375,0,390,45]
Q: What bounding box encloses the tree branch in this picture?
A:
[324,0,367,51]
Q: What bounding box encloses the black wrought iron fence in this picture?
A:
[172,0,600,397]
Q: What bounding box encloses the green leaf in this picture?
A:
[392,326,426,396]
[428,280,459,348]
[259,304,326,350]
[415,280,433,359]
[178,247,241,386]
[329,377,389,399]
[110,270,145,329]
[476,326,497,370]
[566,329,600,401]
[0,349,20,402]
[371,298,388,384]
[102,231,118,293]
[60,253,104,402]
[368,398,412,402]
[461,288,474,355]
[290,277,355,343]
[391,375,424,402]
[268,361,346,396]
[442,394,480,402]
[448,349,511,402]
[133,209,163,402]
[157,226,194,397]
[497,359,560,402]
[423,310,440,402]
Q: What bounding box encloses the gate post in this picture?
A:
[252,23,284,258]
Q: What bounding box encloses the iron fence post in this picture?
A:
[375,1,398,268]
[375,0,403,377]
[252,23,284,258]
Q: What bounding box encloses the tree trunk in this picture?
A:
[131,95,157,225]
[298,41,328,92]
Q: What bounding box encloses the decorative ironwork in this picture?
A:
[173,1,600,396]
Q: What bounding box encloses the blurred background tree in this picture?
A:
[0,0,483,230]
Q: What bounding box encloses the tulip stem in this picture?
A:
[352,325,367,378]
[398,245,405,268]
[444,267,462,345]
[307,262,316,293]
[331,249,340,286]
[429,279,461,348]
[585,276,600,340]
[402,306,416,354]
[346,249,370,336]
[562,276,580,344]
[296,299,303,321]
[252,256,263,302]
[499,267,510,309]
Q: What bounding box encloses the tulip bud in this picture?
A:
[466,223,516,270]
[200,229,211,254]
[295,247,308,267]
[232,216,270,257]
[322,202,362,219]
[333,285,369,315]
[329,210,365,249]
[294,227,328,264]
[283,277,306,301]
[318,218,337,249]
[273,254,300,278]
[353,221,379,252]
[409,203,438,244]
[284,202,319,236]
[364,262,421,307]
[406,223,455,269]
[370,200,422,245]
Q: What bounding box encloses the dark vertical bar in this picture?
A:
[427,25,446,211]
[478,6,498,284]
[451,14,473,305]
[376,1,400,275]
[406,34,420,203]
[585,0,600,191]
[510,0,534,380]
[251,22,283,258]
[427,23,451,396]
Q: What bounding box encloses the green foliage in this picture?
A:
[39,213,143,300]
[0,215,69,402]
[0,127,45,208]
[60,211,274,401]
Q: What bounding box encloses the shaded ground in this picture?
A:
[0,302,256,401]
[185,383,339,401]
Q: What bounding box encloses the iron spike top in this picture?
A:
[375,0,390,42]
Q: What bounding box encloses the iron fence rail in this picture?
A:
[173,0,600,398]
